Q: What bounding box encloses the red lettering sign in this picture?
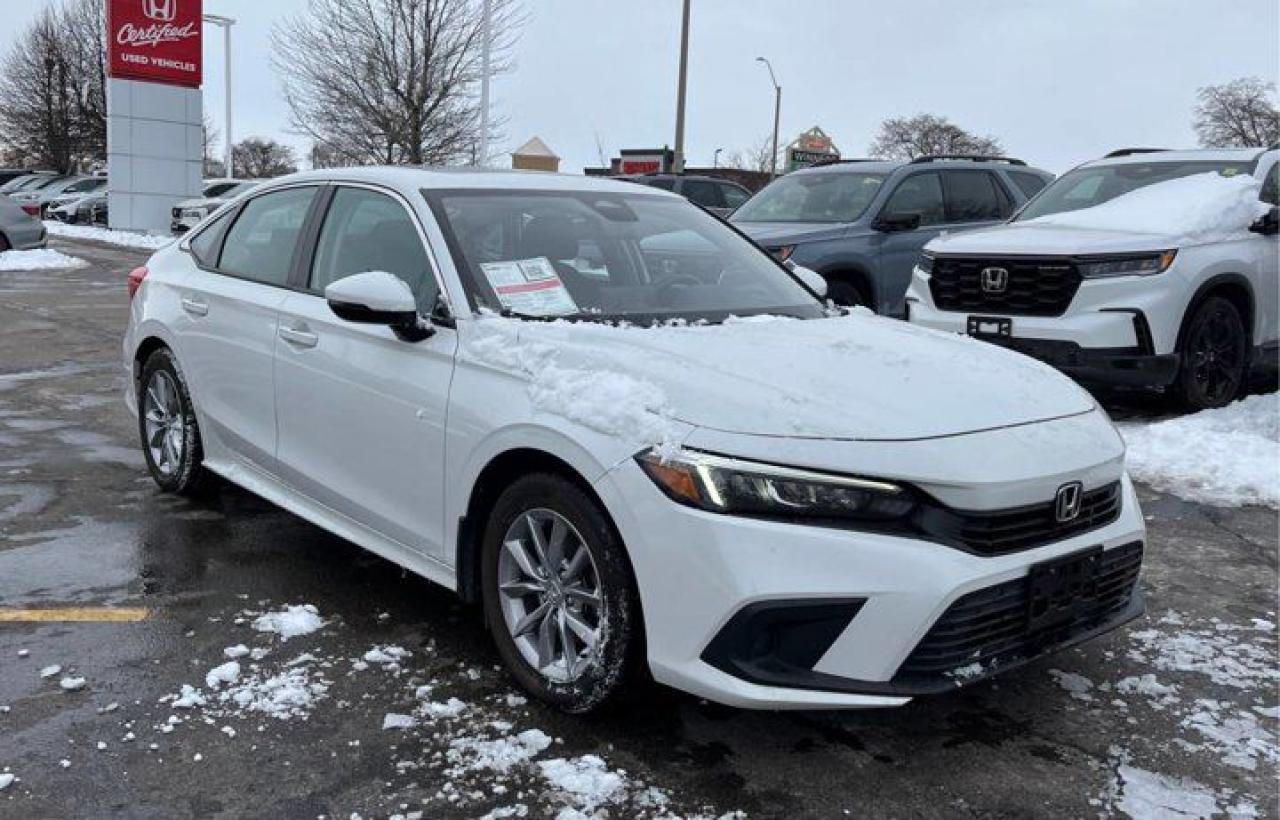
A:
[620,160,661,175]
[108,0,203,88]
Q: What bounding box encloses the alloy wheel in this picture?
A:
[497,508,605,683]
[1188,303,1245,406]
[142,371,186,477]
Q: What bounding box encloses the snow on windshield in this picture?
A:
[1023,172,1269,243]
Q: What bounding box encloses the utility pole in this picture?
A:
[204,15,236,179]
[756,57,781,179]
[672,0,691,174]
[713,147,722,168]
[478,0,492,167]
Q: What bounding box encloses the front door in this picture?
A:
[273,185,456,559]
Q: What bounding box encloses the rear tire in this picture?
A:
[827,277,870,310]
[0,233,10,252]
[138,348,211,496]
[481,473,639,713]
[1174,296,1248,411]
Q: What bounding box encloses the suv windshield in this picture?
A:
[731,172,888,223]
[427,189,824,323]
[1017,160,1254,221]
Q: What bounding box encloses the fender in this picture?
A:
[1175,272,1255,351]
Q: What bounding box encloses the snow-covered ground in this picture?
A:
[1119,393,1279,508]
[0,248,86,271]
[43,221,173,251]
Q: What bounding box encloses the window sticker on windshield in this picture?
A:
[479,257,579,316]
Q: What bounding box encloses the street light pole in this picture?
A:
[477,0,491,167]
[756,57,781,179]
[672,0,691,174]
[204,15,236,179]
[713,147,722,168]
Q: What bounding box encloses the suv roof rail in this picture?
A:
[808,158,879,168]
[1103,147,1169,158]
[909,154,1027,166]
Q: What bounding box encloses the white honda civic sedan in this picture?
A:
[123,168,1146,712]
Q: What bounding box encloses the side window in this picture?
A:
[219,187,318,286]
[943,171,1008,222]
[311,187,437,312]
[189,209,234,267]
[1261,165,1279,207]
[881,172,945,226]
[1009,170,1049,199]
[681,179,724,209]
[720,183,750,210]
[646,177,676,191]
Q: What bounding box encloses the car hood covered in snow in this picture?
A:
[926,222,1178,257]
[462,313,1095,442]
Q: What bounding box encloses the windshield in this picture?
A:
[64,178,105,194]
[427,189,825,323]
[1017,160,1254,221]
[730,172,887,223]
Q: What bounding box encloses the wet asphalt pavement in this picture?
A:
[0,238,1276,819]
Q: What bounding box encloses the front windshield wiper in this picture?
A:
[498,307,605,323]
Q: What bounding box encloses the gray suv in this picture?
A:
[731,156,1053,314]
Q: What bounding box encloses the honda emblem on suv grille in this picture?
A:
[980,267,1009,294]
[1055,482,1084,523]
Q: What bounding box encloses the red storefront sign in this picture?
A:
[107,0,203,88]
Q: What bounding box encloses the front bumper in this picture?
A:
[970,335,1179,388]
[596,458,1147,710]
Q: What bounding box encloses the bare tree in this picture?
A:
[724,134,781,174]
[0,0,107,172]
[273,0,522,167]
[202,115,225,177]
[1193,77,1280,148]
[869,114,1003,161]
[231,138,299,178]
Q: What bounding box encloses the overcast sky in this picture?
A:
[5,0,1278,174]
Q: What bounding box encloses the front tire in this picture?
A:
[481,473,639,713]
[138,348,210,495]
[1174,296,1248,411]
[827,278,869,310]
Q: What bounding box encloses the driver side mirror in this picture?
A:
[325,271,434,342]
[1249,206,1279,236]
[873,212,922,233]
[785,260,828,298]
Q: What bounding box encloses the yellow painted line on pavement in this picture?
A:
[0,607,150,623]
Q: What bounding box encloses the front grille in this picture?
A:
[930,256,1082,316]
[923,482,1122,556]
[894,541,1143,683]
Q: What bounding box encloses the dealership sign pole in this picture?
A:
[106,0,205,232]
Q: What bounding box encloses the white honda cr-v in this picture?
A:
[123,168,1146,712]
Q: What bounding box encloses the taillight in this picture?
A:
[127,266,149,299]
[20,204,40,217]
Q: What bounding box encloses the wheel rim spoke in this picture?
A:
[564,585,600,608]
[524,513,551,572]
[512,601,549,638]
[500,579,545,598]
[563,610,597,649]
[535,607,557,670]
[561,545,590,583]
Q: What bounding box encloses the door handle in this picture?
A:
[279,325,319,349]
[180,297,209,317]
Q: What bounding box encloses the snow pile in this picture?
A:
[538,755,627,817]
[1097,747,1260,820]
[0,772,14,791]
[0,248,87,271]
[1025,171,1269,243]
[252,604,325,641]
[1181,700,1278,772]
[1120,393,1279,508]
[43,221,173,250]
[1048,669,1095,701]
[1127,619,1279,690]
[447,728,554,775]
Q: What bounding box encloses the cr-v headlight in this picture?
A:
[1078,251,1176,279]
[637,449,916,522]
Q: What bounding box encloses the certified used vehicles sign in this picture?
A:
[107,0,203,88]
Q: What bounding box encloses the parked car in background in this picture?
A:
[620,173,753,218]
[907,147,1279,410]
[731,156,1053,312]
[7,175,100,218]
[0,194,49,251]
[0,173,64,196]
[0,169,47,187]
[124,167,1146,713]
[171,180,262,234]
[44,177,108,221]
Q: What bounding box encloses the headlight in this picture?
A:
[637,449,917,522]
[771,245,796,263]
[1078,251,1176,279]
[918,252,935,275]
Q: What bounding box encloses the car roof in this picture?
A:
[787,158,1052,176]
[1082,147,1272,168]
[270,166,686,199]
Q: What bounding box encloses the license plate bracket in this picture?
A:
[1026,547,1102,633]
[967,315,1012,339]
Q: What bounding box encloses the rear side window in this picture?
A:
[942,171,1010,222]
[311,187,437,312]
[646,177,676,191]
[720,183,750,209]
[1009,170,1049,198]
[1261,165,1279,207]
[882,172,945,226]
[681,179,724,209]
[189,209,234,267]
[219,187,318,286]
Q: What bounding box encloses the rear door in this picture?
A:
[1253,162,1279,344]
[177,185,320,474]
[273,184,457,559]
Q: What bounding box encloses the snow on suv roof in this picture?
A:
[1084,148,1271,168]
[268,166,686,197]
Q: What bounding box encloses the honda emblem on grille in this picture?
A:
[980,267,1009,294]
[1055,482,1083,523]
